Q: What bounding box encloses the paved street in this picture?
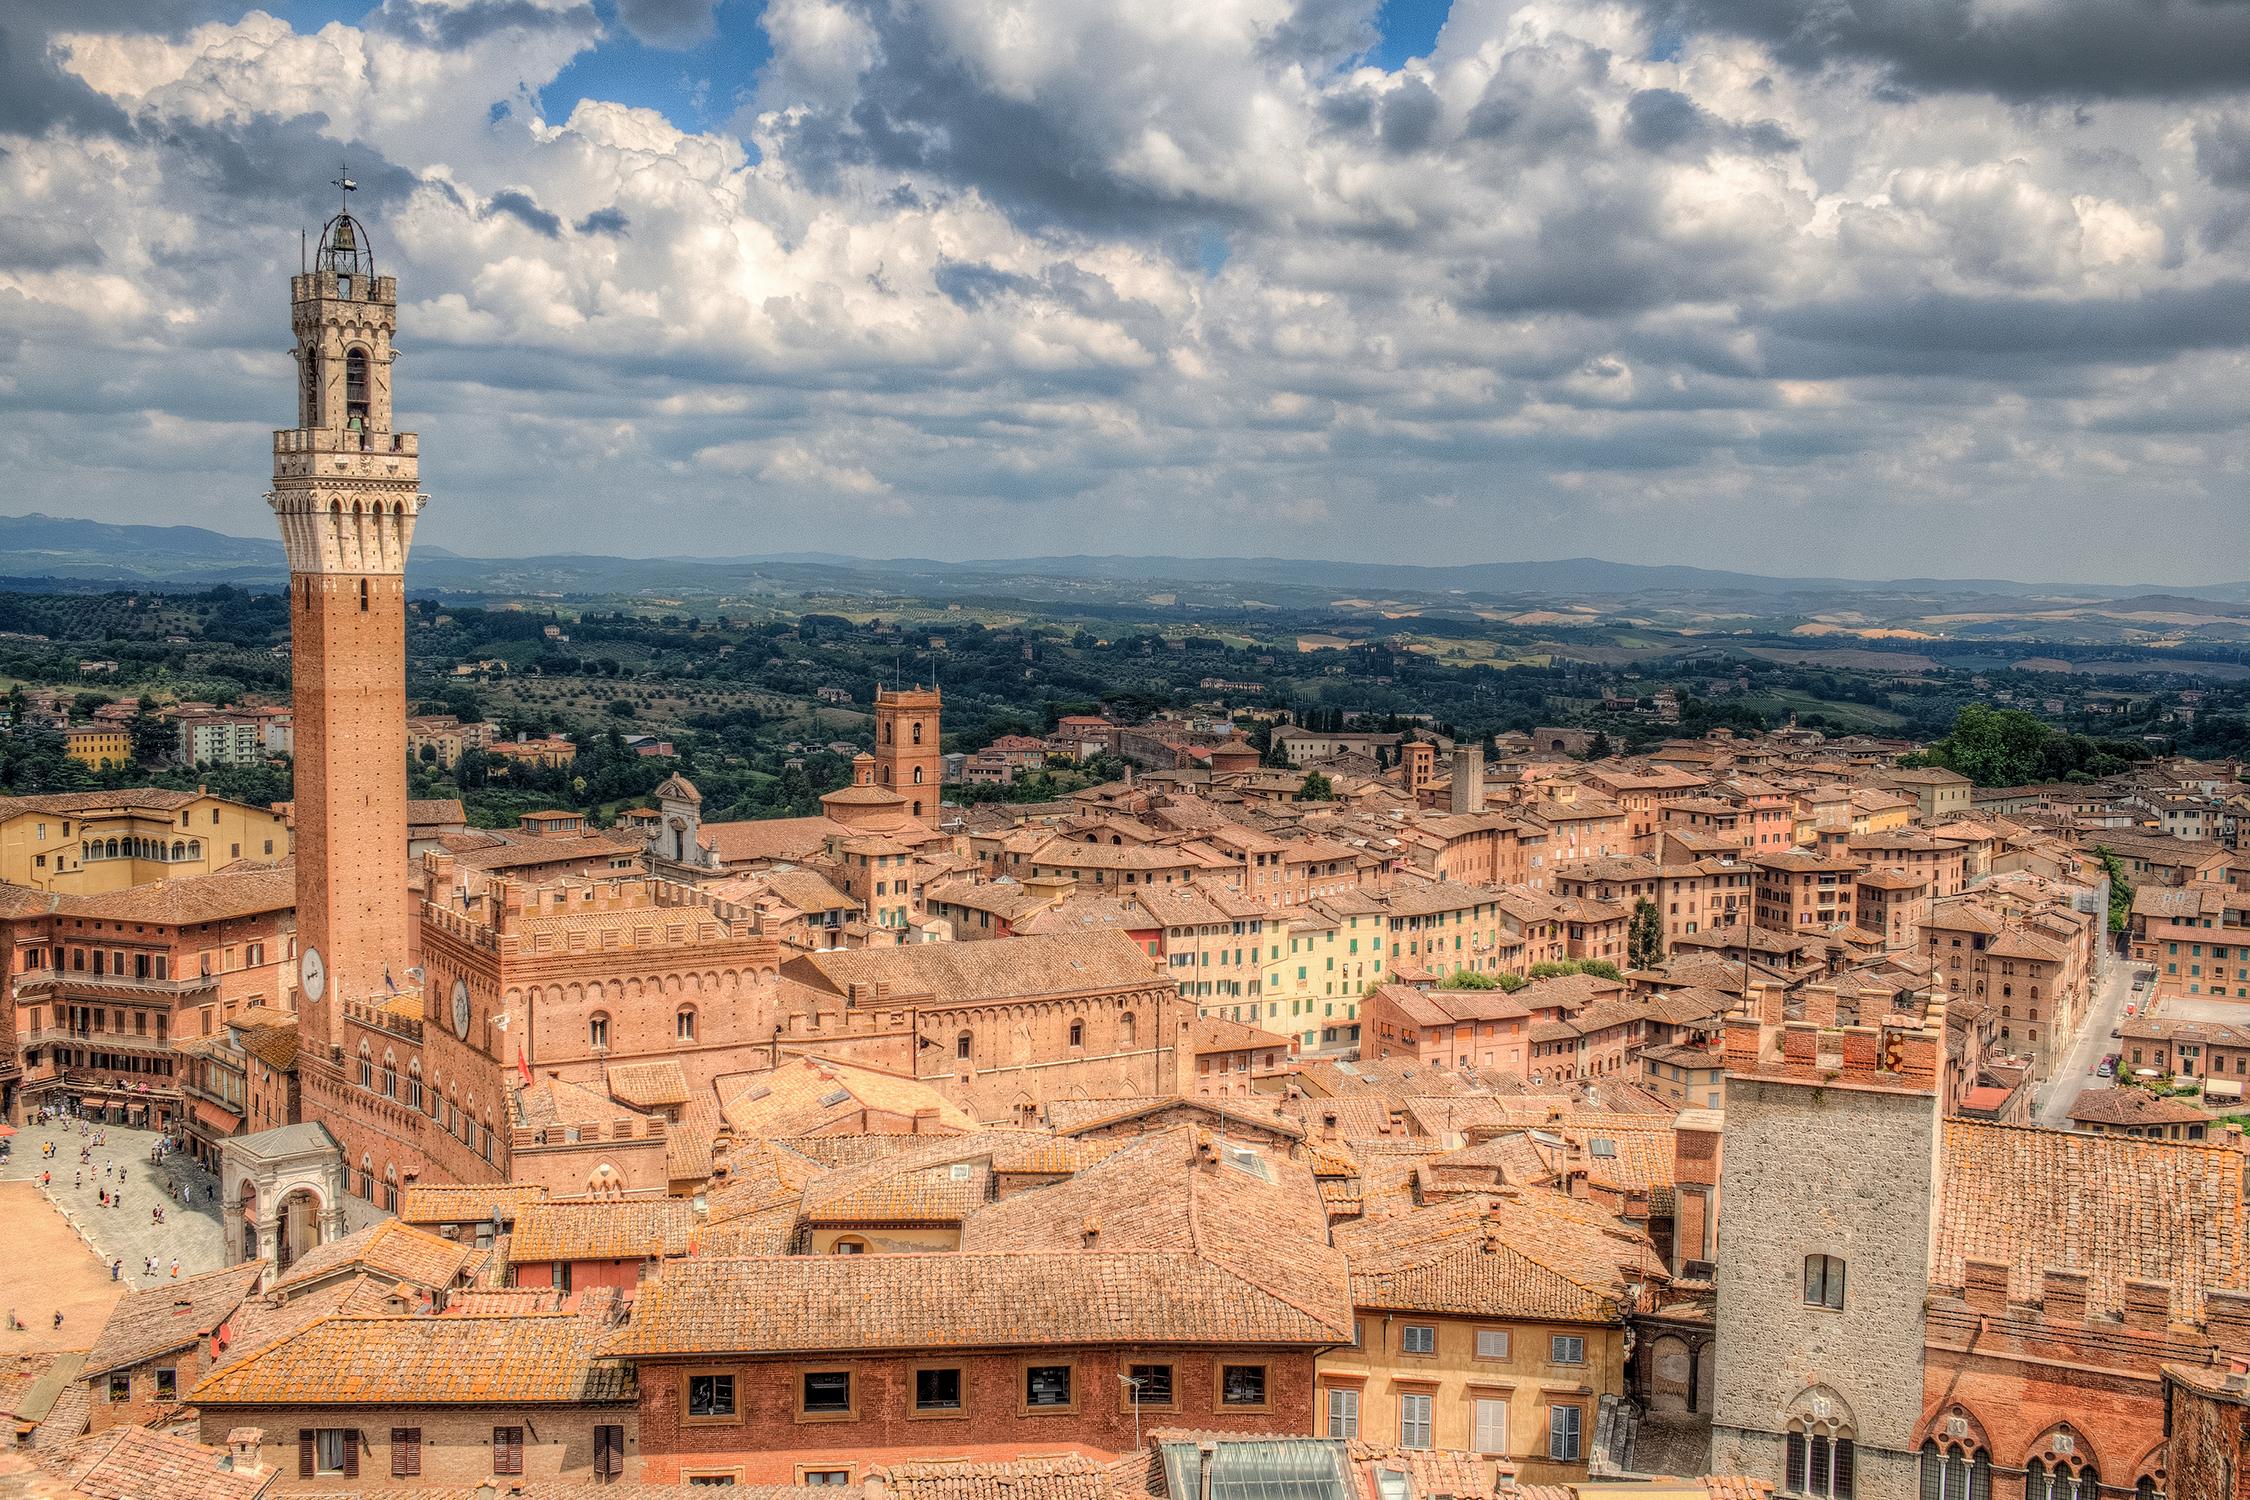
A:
[0,1121,227,1289]
[2035,956,2146,1130]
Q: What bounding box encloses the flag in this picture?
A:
[384,967,396,994]
[517,1046,531,1086]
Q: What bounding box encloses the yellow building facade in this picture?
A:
[62,727,131,770]
[0,791,293,893]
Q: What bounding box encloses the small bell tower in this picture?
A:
[269,172,425,1054]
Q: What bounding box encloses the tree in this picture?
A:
[1296,770,1335,802]
[1586,731,1613,761]
[2092,844,2134,938]
[1628,897,1665,969]
[1439,968,1498,990]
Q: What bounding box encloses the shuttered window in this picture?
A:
[594,1425,625,1481]
[493,1426,525,1476]
[391,1429,421,1478]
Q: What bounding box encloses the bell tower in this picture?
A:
[874,685,943,825]
[269,178,424,1055]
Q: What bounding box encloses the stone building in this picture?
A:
[1709,1009,1948,1500]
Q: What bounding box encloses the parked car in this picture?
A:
[2110,1027,2123,1038]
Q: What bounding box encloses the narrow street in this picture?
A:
[2035,955,2145,1130]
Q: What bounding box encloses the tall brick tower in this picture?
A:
[269,184,424,1055]
[873,684,942,824]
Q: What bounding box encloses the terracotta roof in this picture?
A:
[605,1250,1344,1357]
[796,1137,1003,1225]
[267,1221,477,1296]
[52,868,294,927]
[604,1059,691,1110]
[396,1183,548,1227]
[958,1128,1350,1340]
[718,1057,976,1137]
[191,1314,633,1407]
[2067,1088,2219,1127]
[28,1427,271,1500]
[1937,1120,2247,1320]
[236,1023,299,1072]
[82,1266,262,1379]
[1335,1190,1652,1322]
[508,1199,695,1264]
[874,1455,1122,1500]
[782,931,1163,1005]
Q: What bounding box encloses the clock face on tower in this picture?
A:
[452,978,471,1040]
[300,946,325,1003]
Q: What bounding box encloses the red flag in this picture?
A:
[517,1045,532,1086]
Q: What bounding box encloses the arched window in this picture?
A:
[300,349,319,426]
[677,1006,697,1042]
[344,348,370,429]
[1787,1429,1854,1499]
[1920,1442,1991,1500]
[2029,1460,2097,1500]
[588,1012,610,1050]
[380,1051,397,1099]
[382,1164,398,1213]
[1121,1012,1136,1046]
[956,1030,972,1061]
[357,1155,374,1200]
[188,841,199,859]
[832,1236,870,1255]
[406,1059,424,1112]
[883,721,894,745]
[913,766,924,784]
[912,721,922,744]
[357,1044,373,1089]
[1803,1254,1846,1309]
[171,840,185,860]
[1068,1020,1084,1048]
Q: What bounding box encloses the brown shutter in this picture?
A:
[298,1431,314,1479]
[342,1431,359,1478]
[392,1429,421,1478]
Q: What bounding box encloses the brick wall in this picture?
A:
[632,1345,1316,1484]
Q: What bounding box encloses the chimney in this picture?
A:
[226,1429,265,1476]
[2120,1278,2174,1332]
[2040,1268,2089,1326]
[1961,1259,2010,1315]
[1080,1215,1101,1248]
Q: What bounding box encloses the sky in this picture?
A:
[3,0,2250,582]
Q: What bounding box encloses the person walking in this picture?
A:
[168,1259,178,1279]
[109,1259,121,1282]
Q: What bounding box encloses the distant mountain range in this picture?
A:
[3,511,2244,607]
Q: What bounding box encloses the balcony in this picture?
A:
[22,1027,179,1058]
[15,971,219,1005]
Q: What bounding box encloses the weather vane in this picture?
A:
[332,162,357,220]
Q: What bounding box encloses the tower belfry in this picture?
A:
[270,185,424,1054]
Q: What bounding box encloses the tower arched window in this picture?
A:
[912,721,922,744]
[357,1044,373,1089]
[913,766,924,785]
[344,348,370,430]
[956,1030,972,1061]
[300,349,319,427]
[588,1012,610,1050]
[884,721,894,745]
[1068,1020,1084,1048]
[676,1006,697,1042]
[381,1051,397,1099]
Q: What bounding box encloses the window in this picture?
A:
[1788,1433,1857,1500]
[1068,1020,1084,1047]
[1401,1323,1436,1355]
[914,1366,964,1414]
[956,1030,972,1060]
[493,1426,524,1475]
[154,1368,177,1402]
[830,1236,869,1255]
[1921,1444,1992,1500]
[1804,1254,1847,1310]
[1473,1396,1510,1456]
[1024,1363,1074,1410]
[1550,1334,1586,1364]
[302,1429,357,1478]
[1325,1386,1360,1438]
[1399,1391,1434,1449]
[685,1372,737,1421]
[1475,1329,1512,1360]
[1126,1363,1174,1409]
[391,1428,423,1478]
[801,1472,853,1486]
[677,1007,697,1041]
[106,1375,130,1402]
[2028,1461,2097,1500]
[1219,1363,1269,1409]
[593,1425,624,1482]
[589,1012,610,1049]
[800,1370,853,1418]
[684,1474,741,1487]
[1549,1404,1583,1461]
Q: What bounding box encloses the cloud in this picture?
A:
[1648,0,2250,101]
[0,0,2248,582]
[615,0,722,49]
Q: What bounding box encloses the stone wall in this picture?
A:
[1710,1073,1939,1500]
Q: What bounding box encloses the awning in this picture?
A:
[2207,1079,2243,1100]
